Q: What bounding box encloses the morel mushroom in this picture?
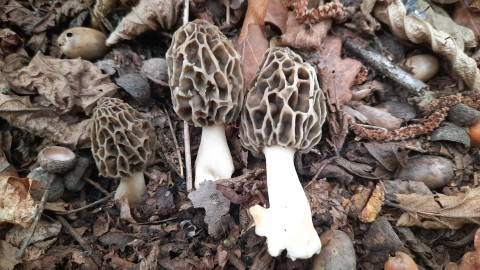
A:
[240,47,327,260]
[166,20,245,188]
[91,97,156,204]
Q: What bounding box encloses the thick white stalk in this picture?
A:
[114,171,146,204]
[194,124,234,189]
[250,145,321,260]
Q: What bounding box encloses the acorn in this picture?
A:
[397,155,454,189]
[37,146,77,174]
[384,251,418,270]
[404,54,440,82]
[57,27,108,60]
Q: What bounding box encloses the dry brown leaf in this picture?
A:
[188,181,230,238]
[452,1,480,40]
[316,36,363,107]
[0,240,20,270]
[349,101,404,131]
[238,0,268,42]
[395,187,480,229]
[106,0,183,46]
[5,52,118,114]
[281,12,331,49]
[6,220,62,246]
[0,93,92,148]
[264,0,289,34]
[236,0,269,86]
[305,179,347,229]
[0,176,37,228]
[363,142,409,172]
[0,0,56,35]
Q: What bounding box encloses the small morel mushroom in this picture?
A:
[166,20,245,188]
[91,97,156,204]
[240,47,327,260]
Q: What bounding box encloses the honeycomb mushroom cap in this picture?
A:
[166,19,245,127]
[91,97,156,180]
[240,47,327,157]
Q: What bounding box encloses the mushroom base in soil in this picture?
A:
[249,145,322,260]
[195,124,234,189]
[114,171,147,204]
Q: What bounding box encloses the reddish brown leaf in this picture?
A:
[453,1,480,39]
[316,36,363,106]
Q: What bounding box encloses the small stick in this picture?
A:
[216,168,265,187]
[163,107,184,178]
[56,215,93,255]
[184,122,193,192]
[54,192,114,215]
[344,39,429,94]
[182,0,193,192]
[85,178,110,196]
[16,176,54,259]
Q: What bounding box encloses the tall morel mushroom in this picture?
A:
[91,97,156,204]
[240,47,327,260]
[166,20,245,189]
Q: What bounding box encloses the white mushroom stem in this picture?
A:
[114,171,146,204]
[195,124,234,189]
[250,145,321,260]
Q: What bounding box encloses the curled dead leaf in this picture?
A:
[0,93,92,148]
[5,52,118,114]
[395,187,480,229]
[106,0,183,46]
[0,176,37,228]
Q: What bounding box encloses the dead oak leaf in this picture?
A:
[6,52,118,115]
[188,181,230,238]
[106,0,183,45]
[236,0,269,86]
[452,1,480,40]
[281,12,331,49]
[395,187,480,229]
[0,0,56,35]
[0,93,92,148]
[0,176,37,228]
[316,36,363,107]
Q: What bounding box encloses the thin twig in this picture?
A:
[85,178,110,196]
[53,192,114,215]
[163,107,184,178]
[56,215,93,255]
[216,168,265,187]
[16,176,54,259]
[182,0,193,192]
[184,123,192,192]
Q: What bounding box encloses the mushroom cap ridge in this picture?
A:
[240,47,327,157]
[166,19,245,127]
[91,97,156,180]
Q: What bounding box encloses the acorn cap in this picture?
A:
[431,125,470,148]
[37,146,77,174]
[447,104,480,127]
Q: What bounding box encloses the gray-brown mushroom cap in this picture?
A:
[240,47,327,157]
[37,146,77,174]
[91,97,156,180]
[166,19,245,127]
